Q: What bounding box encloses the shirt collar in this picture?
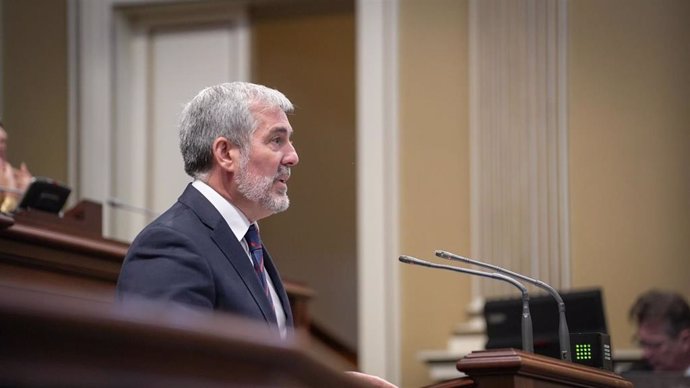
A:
[191,180,255,242]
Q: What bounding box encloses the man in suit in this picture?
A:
[116,82,298,337]
[117,82,397,387]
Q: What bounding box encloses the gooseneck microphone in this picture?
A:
[435,250,571,361]
[399,255,533,353]
[107,198,159,218]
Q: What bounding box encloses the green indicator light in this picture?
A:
[575,343,592,360]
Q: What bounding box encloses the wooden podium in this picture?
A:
[428,348,632,388]
[0,283,361,387]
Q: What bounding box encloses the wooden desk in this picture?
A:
[0,284,358,388]
[0,213,14,229]
[0,203,126,302]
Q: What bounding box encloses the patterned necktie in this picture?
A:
[245,224,272,304]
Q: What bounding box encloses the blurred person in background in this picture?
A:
[629,289,690,375]
[0,122,32,213]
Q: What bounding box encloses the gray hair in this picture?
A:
[179,82,293,179]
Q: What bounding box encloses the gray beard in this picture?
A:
[235,158,290,214]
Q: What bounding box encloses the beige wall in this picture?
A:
[3,0,690,386]
[569,0,690,351]
[398,0,690,385]
[399,1,471,386]
[251,2,358,350]
[2,0,68,183]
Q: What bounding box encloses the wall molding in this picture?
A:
[469,0,570,298]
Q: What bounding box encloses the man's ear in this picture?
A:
[212,137,241,172]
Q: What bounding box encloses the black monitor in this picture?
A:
[483,288,608,359]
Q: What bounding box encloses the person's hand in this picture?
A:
[14,162,32,192]
[344,371,398,388]
[0,160,19,213]
[1,160,17,191]
[0,159,6,186]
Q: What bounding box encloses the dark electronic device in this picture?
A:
[18,177,71,214]
[570,332,613,371]
[484,288,610,369]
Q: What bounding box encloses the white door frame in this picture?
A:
[356,0,400,383]
[72,0,249,238]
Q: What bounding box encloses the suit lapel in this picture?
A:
[179,185,277,324]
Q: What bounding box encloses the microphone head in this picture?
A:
[435,250,450,258]
[398,255,415,264]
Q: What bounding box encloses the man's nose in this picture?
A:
[283,143,299,166]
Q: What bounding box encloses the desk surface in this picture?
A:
[0,213,14,229]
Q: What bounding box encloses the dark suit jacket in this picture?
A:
[116,184,293,332]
